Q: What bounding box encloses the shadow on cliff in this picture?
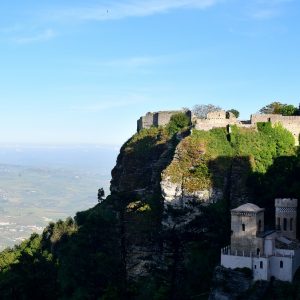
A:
[248,154,300,233]
[0,150,299,299]
[209,153,300,232]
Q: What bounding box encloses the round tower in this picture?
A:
[275,198,298,240]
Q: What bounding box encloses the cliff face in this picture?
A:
[111,127,176,196]
[0,118,298,299]
[209,266,269,300]
[108,123,297,298]
[109,127,246,282]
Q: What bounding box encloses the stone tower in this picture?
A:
[275,198,298,240]
[230,203,265,255]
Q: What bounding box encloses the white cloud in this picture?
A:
[13,29,56,44]
[47,0,219,22]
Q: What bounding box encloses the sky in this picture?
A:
[0,0,300,145]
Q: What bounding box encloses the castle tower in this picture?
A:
[230,203,265,255]
[275,198,298,240]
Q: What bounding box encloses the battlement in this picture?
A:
[275,198,298,208]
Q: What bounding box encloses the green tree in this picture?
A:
[227,109,240,118]
[280,104,298,116]
[259,102,283,114]
[259,102,298,116]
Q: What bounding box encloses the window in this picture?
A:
[260,261,263,269]
[242,224,245,231]
[257,248,260,256]
[284,218,287,231]
[254,265,256,269]
[258,220,262,232]
[280,261,283,268]
[290,218,293,231]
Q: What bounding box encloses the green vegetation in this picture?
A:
[163,123,295,192]
[227,109,240,118]
[163,128,233,191]
[0,121,299,299]
[259,101,299,116]
[166,112,190,136]
[230,123,295,173]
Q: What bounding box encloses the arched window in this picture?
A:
[257,248,260,256]
[283,218,287,231]
[242,224,245,231]
[260,261,263,269]
[280,261,283,268]
[290,218,293,231]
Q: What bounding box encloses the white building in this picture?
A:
[221,199,300,282]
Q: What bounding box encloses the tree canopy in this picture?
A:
[227,109,240,118]
[259,102,299,116]
[193,104,221,119]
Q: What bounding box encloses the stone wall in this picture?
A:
[195,110,238,131]
[251,114,300,145]
[275,198,298,240]
[137,109,300,145]
[137,110,192,131]
[231,211,265,254]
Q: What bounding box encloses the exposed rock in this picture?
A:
[161,176,223,207]
[209,266,269,300]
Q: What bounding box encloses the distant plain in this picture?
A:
[0,145,118,250]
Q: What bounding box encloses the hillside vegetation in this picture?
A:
[0,121,299,299]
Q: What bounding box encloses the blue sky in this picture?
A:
[0,0,300,145]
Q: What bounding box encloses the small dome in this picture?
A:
[232,203,263,212]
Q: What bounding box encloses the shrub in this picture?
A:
[166,112,190,135]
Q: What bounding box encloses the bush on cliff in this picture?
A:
[166,112,190,135]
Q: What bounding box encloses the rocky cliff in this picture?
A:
[0,117,298,299]
[108,122,298,298]
[209,266,269,300]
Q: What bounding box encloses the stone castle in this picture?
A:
[137,109,300,145]
[221,199,300,282]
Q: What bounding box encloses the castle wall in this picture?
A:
[137,110,191,131]
[270,256,293,282]
[252,257,269,281]
[195,118,237,131]
[138,110,300,145]
[292,248,300,275]
[221,253,252,269]
[251,114,300,146]
[206,110,227,119]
